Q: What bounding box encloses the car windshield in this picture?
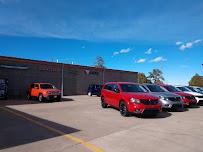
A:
[197,88,203,91]
[146,85,167,92]
[186,86,197,92]
[40,84,55,89]
[177,87,191,92]
[120,84,147,92]
[164,85,181,92]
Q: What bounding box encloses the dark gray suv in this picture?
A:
[141,84,184,111]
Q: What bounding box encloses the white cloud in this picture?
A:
[113,48,132,56]
[145,48,152,54]
[136,58,146,63]
[150,56,167,62]
[176,41,182,45]
[113,51,119,55]
[120,48,131,53]
[178,39,202,51]
[194,39,202,43]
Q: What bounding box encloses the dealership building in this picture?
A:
[0,56,138,98]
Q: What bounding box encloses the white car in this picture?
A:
[175,86,203,104]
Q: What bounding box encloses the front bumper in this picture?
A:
[131,104,161,114]
[183,99,197,106]
[44,95,61,101]
[195,97,203,104]
[134,108,160,115]
[160,99,184,109]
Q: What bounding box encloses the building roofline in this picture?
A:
[0,55,138,74]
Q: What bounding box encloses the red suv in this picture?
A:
[27,83,61,102]
[160,84,197,106]
[101,82,161,117]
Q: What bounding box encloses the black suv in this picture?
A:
[87,84,102,97]
[0,79,8,100]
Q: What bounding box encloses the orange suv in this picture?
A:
[27,83,61,102]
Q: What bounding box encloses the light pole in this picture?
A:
[61,63,64,98]
[102,68,105,84]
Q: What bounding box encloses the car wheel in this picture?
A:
[38,94,44,102]
[119,101,130,117]
[88,92,92,96]
[57,96,61,102]
[101,96,108,108]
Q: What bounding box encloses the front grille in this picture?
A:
[185,96,195,100]
[196,96,203,98]
[48,91,60,95]
[140,99,159,105]
[171,104,182,109]
[168,97,181,102]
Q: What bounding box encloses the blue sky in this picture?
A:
[0,0,203,85]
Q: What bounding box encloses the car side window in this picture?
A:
[112,84,119,92]
[104,84,113,91]
[34,84,39,89]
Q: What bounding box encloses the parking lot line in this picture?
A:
[0,107,104,152]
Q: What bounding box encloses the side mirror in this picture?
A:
[114,88,120,93]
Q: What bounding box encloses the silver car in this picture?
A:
[142,84,184,110]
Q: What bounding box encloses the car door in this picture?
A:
[109,84,121,108]
[103,84,113,105]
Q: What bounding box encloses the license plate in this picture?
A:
[54,96,57,98]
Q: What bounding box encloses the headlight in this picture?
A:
[182,96,186,99]
[159,96,169,100]
[130,98,140,103]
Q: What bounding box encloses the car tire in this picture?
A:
[101,96,108,108]
[38,94,44,102]
[88,92,92,96]
[119,101,130,117]
[57,96,61,102]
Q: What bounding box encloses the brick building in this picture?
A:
[0,56,138,98]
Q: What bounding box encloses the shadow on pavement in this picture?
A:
[0,107,80,150]
[0,98,74,106]
[108,106,172,119]
[133,111,172,119]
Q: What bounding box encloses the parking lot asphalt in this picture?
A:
[0,95,203,152]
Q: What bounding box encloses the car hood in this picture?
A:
[122,92,158,100]
[182,91,203,96]
[148,92,181,98]
[173,92,194,97]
